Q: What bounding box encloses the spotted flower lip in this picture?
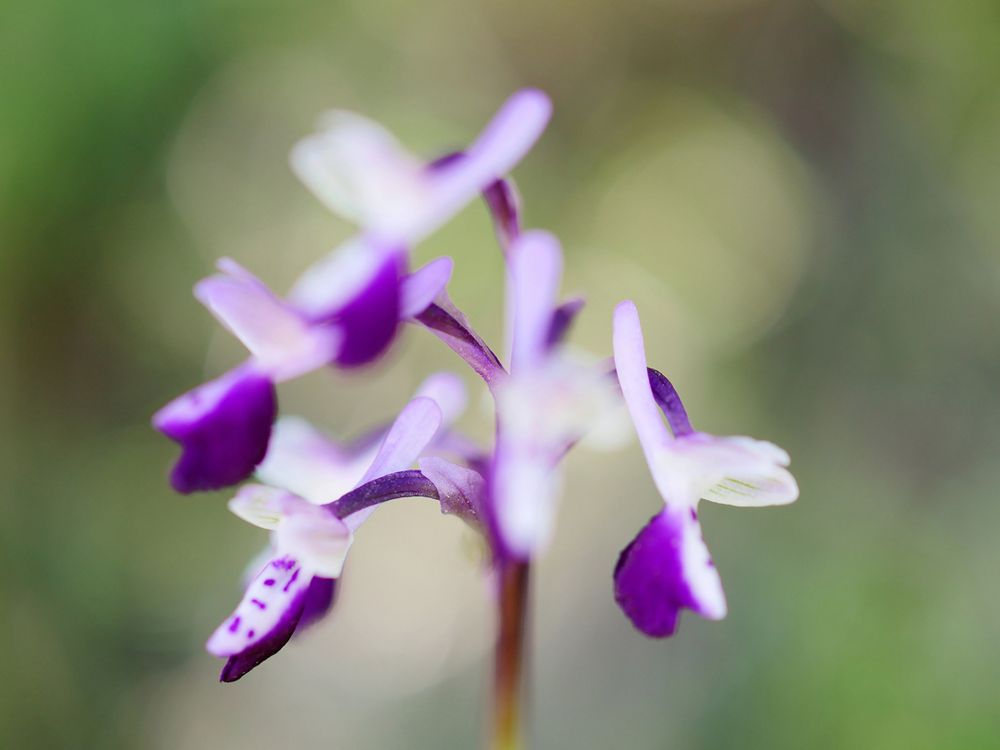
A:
[611,300,798,637]
[290,89,552,244]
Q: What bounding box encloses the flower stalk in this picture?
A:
[492,560,531,750]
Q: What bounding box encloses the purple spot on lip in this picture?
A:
[263,579,276,587]
[228,617,241,633]
[250,599,267,610]
[283,567,301,592]
[247,630,255,639]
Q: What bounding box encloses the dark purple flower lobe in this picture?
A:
[330,251,405,367]
[154,366,276,494]
[613,508,726,638]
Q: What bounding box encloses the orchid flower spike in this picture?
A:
[290,89,551,245]
[206,389,450,681]
[611,300,798,637]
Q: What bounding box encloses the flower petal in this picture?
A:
[495,353,622,449]
[290,90,550,244]
[614,507,727,638]
[414,371,467,427]
[426,90,551,239]
[289,240,405,367]
[275,508,353,578]
[153,365,276,493]
[195,260,339,381]
[255,417,380,505]
[612,301,673,457]
[491,441,562,560]
[360,397,444,484]
[661,433,800,508]
[290,110,429,233]
[509,230,563,371]
[400,257,453,318]
[228,484,292,529]
[207,555,315,681]
[347,397,444,530]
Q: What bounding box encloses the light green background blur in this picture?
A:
[3,0,998,747]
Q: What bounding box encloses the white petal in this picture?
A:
[655,432,799,508]
[275,510,353,579]
[492,444,562,558]
[414,371,467,427]
[228,484,292,530]
[674,507,728,620]
[255,416,379,505]
[495,352,622,449]
[290,111,431,233]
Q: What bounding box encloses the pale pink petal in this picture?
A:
[347,397,444,530]
[255,417,379,505]
[195,260,339,381]
[400,257,453,318]
[421,90,551,242]
[414,371,467,427]
[360,397,444,484]
[508,230,563,371]
[612,301,673,474]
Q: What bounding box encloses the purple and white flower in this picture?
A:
[490,231,624,559]
[611,300,798,637]
[290,89,551,245]
[152,251,441,494]
[206,390,451,681]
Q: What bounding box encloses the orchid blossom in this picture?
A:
[611,301,798,637]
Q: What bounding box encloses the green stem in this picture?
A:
[491,560,530,750]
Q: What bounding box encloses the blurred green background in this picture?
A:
[3,0,999,747]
